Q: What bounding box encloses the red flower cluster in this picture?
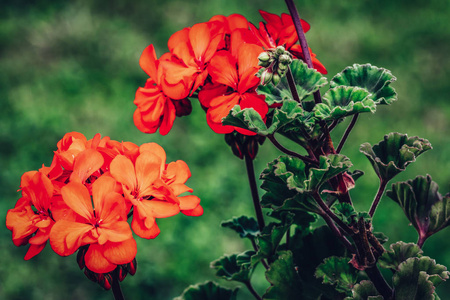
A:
[6,132,202,278]
[134,10,326,136]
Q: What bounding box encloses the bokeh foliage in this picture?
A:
[1,0,449,299]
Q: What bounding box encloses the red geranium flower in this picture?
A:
[50,175,136,273]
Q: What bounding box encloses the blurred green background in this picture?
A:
[1,0,449,299]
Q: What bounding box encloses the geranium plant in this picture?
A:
[6,0,449,299]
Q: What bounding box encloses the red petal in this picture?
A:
[84,244,116,273]
[103,238,137,265]
[61,182,94,221]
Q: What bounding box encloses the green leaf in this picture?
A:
[268,210,317,229]
[373,232,389,245]
[257,59,328,106]
[360,133,432,182]
[378,241,423,270]
[331,63,397,105]
[221,216,259,240]
[387,175,450,245]
[314,86,376,121]
[260,154,352,215]
[221,106,264,134]
[260,155,322,214]
[263,251,303,300]
[393,257,450,300]
[175,281,239,300]
[253,217,293,264]
[332,203,358,225]
[315,256,358,294]
[287,226,348,299]
[222,100,314,136]
[344,280,383,300]
[211,251,255,283]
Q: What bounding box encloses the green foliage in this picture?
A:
[175,281,239,300]
[263,251,302,300]
[330,63,397,105]
[257,59,328,105]
[360,133,432,182]
[252,216,293,264]
[315,256,359,294]
[344,280,382,300]
[378,241,423,270]
[222,100,312,136]
[314,86,375,121]
[211,251,255,283]
[387,175,450,245]
[221,216,260,240]
[332,203,370,225]
[393,257,449,300]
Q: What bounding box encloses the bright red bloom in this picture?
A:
[162,21,223,95]
[134,45,191,135]
[199,40,268,135]
[110,142,202,239]
[6,172,55,260]
[50,175,136,273]
[250,10,327,74]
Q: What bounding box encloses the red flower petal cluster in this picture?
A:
[134,10,326,135]
[6,132,201,278]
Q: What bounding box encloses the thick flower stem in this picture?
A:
[112,269,125,300]
[365,266,394,300]
[336,114,359,153]
[285,0,322,104]
[244,153,266,232]
[369,179,388,217]
[244,280,263,300]
[417,235,427,249]
[312,192,354,236]
[286,67,301,104]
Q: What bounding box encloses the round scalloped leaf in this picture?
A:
[360,133,432,182]
[222,101,314,136]
[305,154,353,191]
[315,256,358,294]
[221,216,259,240]
[260,155,322,214]
[263,251,303,300]
[174,281,239,300]
[314,86,376,121]
[386,175,450,246]
[378,241,423,270]
[393,257,449,300]
[331,63,397,105]
[211,252,254,283]
[257,59,328,105]
[344,280,383,300]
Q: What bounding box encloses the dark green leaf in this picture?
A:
[253,217,293,263]
[315,256,358,293]
[378,241,423,270]
[268,210,317,229]
[288,226,348,299]
[393,257,449,300]
[360,133,432,182]
[314,86,375,121]
[257,59,328,106]
[344,280,383,300]
[221,106,264,134]
[373,232,389,245]
[175,281,238,300]
[387,175,450,246]
[263,251,302,300]
[221,216,259,240]
[211,251,255,283]
[331,63,397,105]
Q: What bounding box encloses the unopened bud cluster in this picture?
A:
[258,46,293,86]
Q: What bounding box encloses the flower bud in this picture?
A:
[260,69,273,86]
[275,46,285,56]
[277,62,288,71]
[258,52,271,62]
[279,54,292,65]
[272,73,281,86]
[172,98,192,117]
[277,68,286,77]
